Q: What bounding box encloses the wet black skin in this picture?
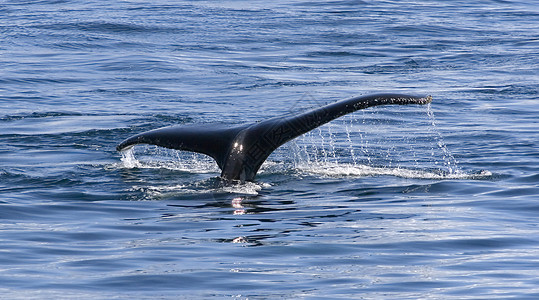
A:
[117,93,432,182]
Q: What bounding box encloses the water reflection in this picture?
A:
[160,193,300,247]
[232,197,245,215]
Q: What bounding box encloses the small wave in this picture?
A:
[295,161,491,180]
[30,21,176,34]
[306,50,374,58]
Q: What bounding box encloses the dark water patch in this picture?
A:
[125,3,195,12]
[362,237,538,253]
[0,174,83,196]
[362,63,431,75]
[32,190,123,202]
[7,0,71,5]
[50,41,112,51]
[386,24,474,37]
[338,179,493,201]
[510,173,539,184]
[306,50,382,58]
[90,272,274,292]
[0,76,84,85]
[91,55,184,73]
[0,113,180,138]
[0,204,54,220]
[292,0,368,8]
[485,187,539,199]
[461,84,539,95]
[0,111,85,122]
[61,258,135,273]
[0,95,45,102]
[471,199,539,219]
[28,21,180,35]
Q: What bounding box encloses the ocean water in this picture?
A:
[1,0,538,298]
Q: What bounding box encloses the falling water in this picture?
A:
[287,105,489,180]
[119,103,489,181]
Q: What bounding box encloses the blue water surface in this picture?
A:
[1,0,538,299]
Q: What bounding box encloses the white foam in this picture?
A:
[221,181,271,195]
[129,180,270,199]
[295,161,491,180]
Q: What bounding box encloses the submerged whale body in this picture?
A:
[117,93,432,182]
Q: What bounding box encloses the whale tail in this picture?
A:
[117,93,432,181]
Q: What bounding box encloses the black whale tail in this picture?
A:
[117,93,432,181]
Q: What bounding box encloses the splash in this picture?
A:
[117,146,269,198]
[119,146,219,173]
[295,161,490,180]
[425,103,461,175]
[116,105,488,184]
[284,103,488,180]
[120,148,142,168]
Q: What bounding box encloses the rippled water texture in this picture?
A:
[1,0,538,299]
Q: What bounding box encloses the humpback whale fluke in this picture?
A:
[117,93,432,182]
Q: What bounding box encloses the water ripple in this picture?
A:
[1,0,538,298]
